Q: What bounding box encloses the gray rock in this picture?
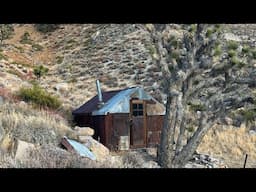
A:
[0,121,4,142]
[249,130,256,135]
[0,96,4,105]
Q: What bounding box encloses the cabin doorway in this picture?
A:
[130,99,147,148]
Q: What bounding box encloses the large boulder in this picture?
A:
[0,96,4,105]
[14,139,36,161]
[80,136,109,161]
[74,126,94,136]
[0,122,4,143]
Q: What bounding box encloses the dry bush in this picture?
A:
[18,144,95,168]
[13,144,119,168]
[198,124,256,168]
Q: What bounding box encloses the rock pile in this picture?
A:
[185,152,228,168]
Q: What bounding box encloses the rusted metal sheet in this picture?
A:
[61,137,96,160]
[72,90,121,115]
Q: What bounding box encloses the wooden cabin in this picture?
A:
[72,81,165,151]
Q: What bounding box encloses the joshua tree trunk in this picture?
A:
[146,23,255,168]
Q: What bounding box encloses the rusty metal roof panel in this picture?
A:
[73,86,166,116]
[62,137,96,160]
[72,89,123,115]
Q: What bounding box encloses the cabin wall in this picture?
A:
[105,113,130,151]
[73,113,164,150]
[91,115,106,144]
[146,115,164,147]
[73,114,92,127]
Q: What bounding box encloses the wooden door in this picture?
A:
[130,100,146,148]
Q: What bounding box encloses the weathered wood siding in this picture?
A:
[146,115,164,147]
[105,113,130,150]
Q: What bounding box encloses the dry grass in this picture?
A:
[198,124,256,168]
[0,101,123,168]
[0,102,72,146]
[0,144,120,168]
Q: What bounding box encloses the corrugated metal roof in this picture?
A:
[72,89,126,115]
[73,86,166,116]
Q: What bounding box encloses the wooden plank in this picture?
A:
[61,137,74,152]
[143,100,147,146]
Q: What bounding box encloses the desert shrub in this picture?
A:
[170,50,180,60]
[230,56,240,66]
[228,50,236,58]
[251,49,256,59]
[206,29,213,38]
[56,56,64,64]
[0,52,7,60]
[188,102,206,112]
[32,43,43,51]
[214,45,222,56]
[17,84,61,110]
[239,109,256,125]
[227,40,239,50]
[187,126,195,132]
[34,24,59,33]
[33,65,49,79]
[0,102,73,146]
[20,31,32,44]
[0,24,14,44]
[242,45,250,54]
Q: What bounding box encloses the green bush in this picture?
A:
[240,109,256,124]
[170,50,180,60]
[0,52,7,60]
[33,65,49,79]
[187,126,195,132]
[242,45,250,54]
[213,45,222,56]
[145,44,156,56]
[17,84,61,110]
[188,24,196,33]
[20,31,32,44]
[227,41,239,50]
[188,102,206,112]
[206,29,213,38]
[0,24,14,43]
[230,56,240,66]
[56,56,64,64]
[228,50,236,58]
[32,44,43,51]
[251,49,256,59]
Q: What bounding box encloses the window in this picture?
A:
[132,103,143,116]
